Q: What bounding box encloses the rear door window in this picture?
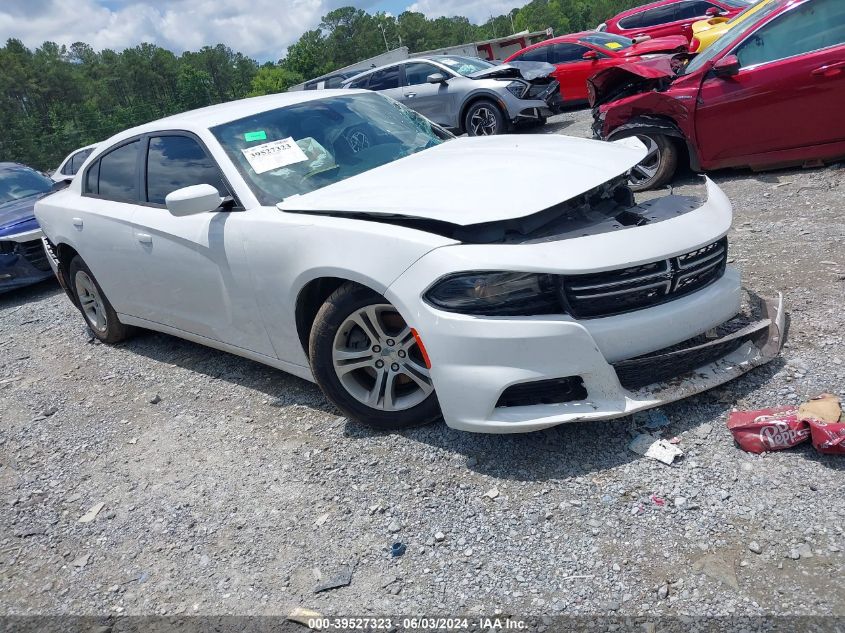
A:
[93,140,140,202]
[145,135,227,205]
[549,43,594,63]
[367,66,401,91]
[514,46,549,62]
[630,4,679,28]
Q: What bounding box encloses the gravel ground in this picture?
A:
[1,109,844,622]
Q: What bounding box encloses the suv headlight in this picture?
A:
[505,81,528,99]
[424,271,561,316]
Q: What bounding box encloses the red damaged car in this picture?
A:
[505,32,688,105]
[599,0,752,42]
[592,0,845,190]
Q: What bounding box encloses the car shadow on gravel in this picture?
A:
[0,278,61,308]
[120,329,337,412]
[342,358,807,482]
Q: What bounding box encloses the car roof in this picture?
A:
[611,0,734,20]
[97,90,369,145]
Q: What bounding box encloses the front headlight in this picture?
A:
[424,271,562,316]
[505,81,528,99]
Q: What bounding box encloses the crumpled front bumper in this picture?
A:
[0,232,54,293]
[401,287,785,434]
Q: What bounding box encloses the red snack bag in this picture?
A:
[807,420,845,455]
[727,407,810,453]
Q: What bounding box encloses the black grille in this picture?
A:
[561,238,727,319]
[496,376,587,408]
[17,239,51,271]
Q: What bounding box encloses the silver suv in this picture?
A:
[342,55,562,136]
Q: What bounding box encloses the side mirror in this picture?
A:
[705,7,723,16]
[713,54,740,78]
[426,72,448,84]
[165,184,224,216]
[582,50,600,61]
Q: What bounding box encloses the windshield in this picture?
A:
[722,0,753,6]
[0,165,52,205]
[212,93,451,205]
[684,0,782,74]
[580,33,634,50]
[435,56,494,76]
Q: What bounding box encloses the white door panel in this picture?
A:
[129,208,275,356]
[71,196,147,317]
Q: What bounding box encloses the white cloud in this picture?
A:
[0,0,331,60]
[406,0,531,24]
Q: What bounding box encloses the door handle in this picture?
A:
[812,61,845,77]
[71,217,83,229]
[136,233,153,245]
[405,92,417,98]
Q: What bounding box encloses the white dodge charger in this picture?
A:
[35,90,785,433]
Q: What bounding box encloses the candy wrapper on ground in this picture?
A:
[726,406,810,454]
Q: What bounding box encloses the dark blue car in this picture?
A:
[0,162,58,292]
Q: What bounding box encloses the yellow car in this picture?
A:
[690,0,776,52]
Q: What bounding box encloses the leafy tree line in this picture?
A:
[0,0,643,170]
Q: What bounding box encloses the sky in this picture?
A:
[0,0,530,62]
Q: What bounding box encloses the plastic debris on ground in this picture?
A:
[288,607,323,628]
[633,409,671,430]
[727,394,843,455]
[391,542,407,557]
[628,433,684,465]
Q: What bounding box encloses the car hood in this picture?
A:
[623,35,689,56]
[588,55,678,106]
[469,61,557,81]
[0,193,46,239]
[278,135,647,226]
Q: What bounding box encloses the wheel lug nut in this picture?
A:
[398,350,406,358]
[372,345,381,353]
[375,360,384,368]
[386,339,395,346]
[391,363,400,371]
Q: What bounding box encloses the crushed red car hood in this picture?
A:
[588,55,678,107]
[623,35,688,57]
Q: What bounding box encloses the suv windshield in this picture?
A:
[683,0,782,74]
[0,165,52,205]
[212,93,451,205]
[581,33,634,50]
[435,56,494,76]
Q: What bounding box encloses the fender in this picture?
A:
[607,115,704,173]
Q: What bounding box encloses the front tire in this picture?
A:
[309,283,440,430]
[69,256,131,344]
[619,133,678,191]
[464,99,507,136]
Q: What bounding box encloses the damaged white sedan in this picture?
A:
[35,90,785,433]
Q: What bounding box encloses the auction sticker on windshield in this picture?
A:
[242,137,308,174]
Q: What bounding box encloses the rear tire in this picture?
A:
[464,99,508,136]
[309,282,440,430]
[619,132,678,191]
[69,256,132,344]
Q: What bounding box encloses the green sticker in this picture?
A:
[244,131,267,142]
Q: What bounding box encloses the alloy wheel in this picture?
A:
[74,270,108,333]
[469,107,498,136]
[331,304,433,412]
[629,135,662,187]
